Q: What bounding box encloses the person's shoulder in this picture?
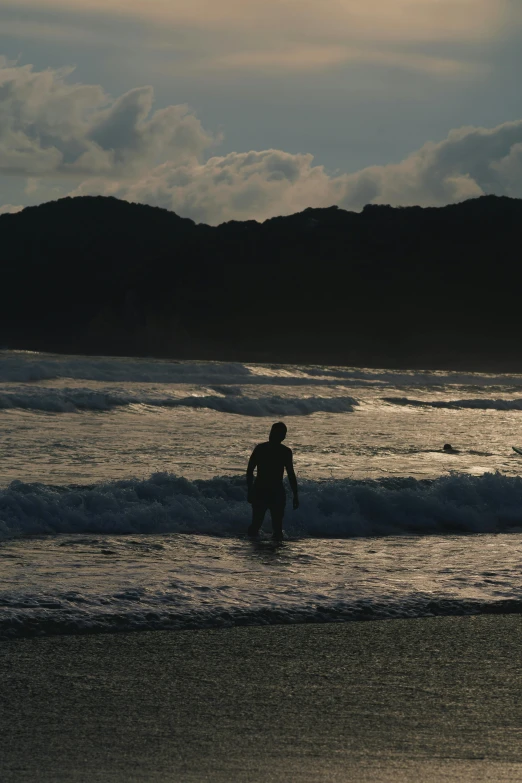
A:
[280,444,292,455]
[255,441,270,450]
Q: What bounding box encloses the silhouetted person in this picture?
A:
[443,443,460,453]
[247,422,299,541]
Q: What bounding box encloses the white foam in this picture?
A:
[304,366,522,388]
[2,527,522,639]
[385,397,522,411]
[5,350,522,388]
[2,471,522,542]
[1,596,518,639]
[0,387,358,415]
[0,351,251,384]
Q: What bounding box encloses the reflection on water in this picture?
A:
[1,532,522,638]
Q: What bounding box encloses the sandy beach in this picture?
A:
[1,615,522,782]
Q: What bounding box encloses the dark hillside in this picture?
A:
[1,194,521,369]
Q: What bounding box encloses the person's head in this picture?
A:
[443,444,453,452]
[269,421,287,444]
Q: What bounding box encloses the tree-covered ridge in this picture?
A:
[1,194,520,369]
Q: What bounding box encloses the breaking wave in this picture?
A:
[385,396,522,411]
[0,352,253,384]
[2,471,522,542]
[303,366,522,388]
[0,354,367,390]
[0,387,358,416]
[1,596,521,640]
[5,351,522,389]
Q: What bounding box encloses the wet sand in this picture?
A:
[1,616,522,782]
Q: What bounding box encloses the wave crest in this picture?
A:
[2,471,522,542]
[1,596,521,640]
[0,388,358,415]
[6,351,522,389]
[0,352,252,384]
[385,396,522,411]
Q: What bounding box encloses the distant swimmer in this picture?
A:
[443,444,460,453]
[246,422,299,541]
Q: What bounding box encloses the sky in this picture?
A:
[1,0,522,223]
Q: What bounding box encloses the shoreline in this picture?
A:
[2,615,522,781]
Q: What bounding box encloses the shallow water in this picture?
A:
[2,532,522,638]
[2,350,522,637]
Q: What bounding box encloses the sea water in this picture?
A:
[2,349,522,638]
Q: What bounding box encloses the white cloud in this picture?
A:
[70,119,522,224]
[0,203,24,215]
[0,59,216,177]
[3,61,522,224]
[70,151,335,224]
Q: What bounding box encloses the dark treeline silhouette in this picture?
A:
[1,194,522,369]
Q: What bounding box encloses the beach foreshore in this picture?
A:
[1,616,522,782]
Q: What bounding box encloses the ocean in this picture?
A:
[2,348,522,640]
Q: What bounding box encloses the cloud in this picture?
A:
[213,46,484,77]
[2,0,512,42]
[0,203,24,215]
[1,0,518,77]
[0,18,115,46]
[70,151,335,224]
[0,59,216,177]
[3,61,522,224]
[71,119,522,224]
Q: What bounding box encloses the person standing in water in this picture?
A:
[246,421,299,541]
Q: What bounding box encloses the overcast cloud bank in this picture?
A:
[2,60,522,223]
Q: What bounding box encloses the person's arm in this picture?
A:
[246,447,258,503]
[286,449,299,509]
